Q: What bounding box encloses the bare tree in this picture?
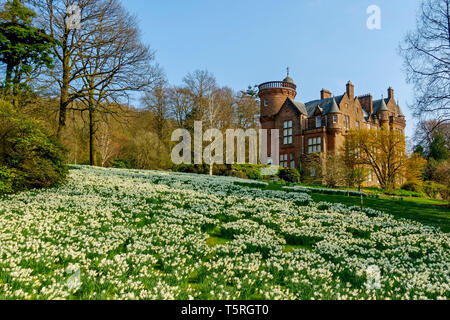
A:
[415,119,450,152]
[142,80,171,168]
[30,0,104,138]
[95,121,121,167]
[182,69,216,129]
[400,0,450,124]
[235,91,260,130]
[67,0,160,165]
[167,86,191,128]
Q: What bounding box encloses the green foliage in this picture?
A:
[413,144,426,158]
[0,100,67,193]
[278,167,300,183]
[428,134,449,162]
[173,163,268,181]
[401,181,423,194]
[231,164,263,180]
[174,164,210,175]
[423,181,446,200]
[0,0,56,97]
[0,165,14,193]
[111,159,132,169]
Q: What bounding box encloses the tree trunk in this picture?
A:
[57,47,71,140]
[359,184,364,209]
[89,93,96,166]
[4,64,13,97]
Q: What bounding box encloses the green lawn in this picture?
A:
[263,182,450,233]
[309,193,450,233]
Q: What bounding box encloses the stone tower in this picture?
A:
[258,72,297,131]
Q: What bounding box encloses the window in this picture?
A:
[280,154,288,168]
[281,153,295,168]
[356,121,360,130]
[308,137,322,153]
[283,120,293,145]
[264,98,268,106]
[344,115,350,130]
[311,168,316,177]
[333,115,338,123]
[316,116,322,128]
[368,170,373,183]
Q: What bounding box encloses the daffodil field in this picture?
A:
[0,166,448,300]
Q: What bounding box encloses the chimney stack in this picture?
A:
[346,81,354,99]
[388,87,394,100]
[321,89,332,100]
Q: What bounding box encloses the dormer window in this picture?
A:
[316,116,322,128]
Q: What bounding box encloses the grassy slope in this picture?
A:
[309,193,450,233]
[263,182,450,233]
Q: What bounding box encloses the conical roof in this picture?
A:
[379,99,389,112]
[329,98,341,114]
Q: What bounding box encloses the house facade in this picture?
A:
[258,74,406,181]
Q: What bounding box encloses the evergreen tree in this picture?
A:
[0,0,56,106]
[429,134,449,161]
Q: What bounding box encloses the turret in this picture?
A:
[258,73,297,123]
[328,98,341,129]
[378,98,390,128]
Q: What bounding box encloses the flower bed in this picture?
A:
[0,166,448,300]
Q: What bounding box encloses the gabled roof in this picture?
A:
[291,100,307,115]
[303,95,344,117]
[276,98,307,116]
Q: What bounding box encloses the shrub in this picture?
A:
[0,166,14,194]
[111,159,132,169]
[0,100,67,193]
[423,181,446,200]
[175,164,209,175]
[232,164,263,180]
[278,168,300,183]
[401,181,423,194]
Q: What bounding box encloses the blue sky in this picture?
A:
[122,0,423,138]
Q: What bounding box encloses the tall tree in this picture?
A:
[346,129,407,190]
[182,69,216,129]
[31,0,112,138]
[235,91,259,129]
[168,86,191,128]
[74,0,159,165]
[0,0,55,107]
[400,0,450,124]
[429,133,449,161]
[142,80,171,168]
